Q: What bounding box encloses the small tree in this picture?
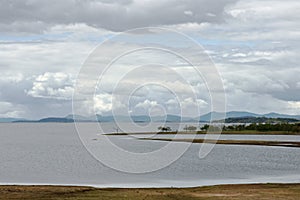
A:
[158,126,172,132]
[201,124,209,131]
[183,125,197,132]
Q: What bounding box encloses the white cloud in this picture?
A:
[0,72,23,83]
[180,97,209,116]
[93,93,114,114]
[27,72,74,100]
[0,101,25,118]
[135,100,158,109]
[288,101,300,111]
[184,10,193,16]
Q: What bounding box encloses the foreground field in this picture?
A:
[1,184,300,200]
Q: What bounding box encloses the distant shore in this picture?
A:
[1,183,300,199]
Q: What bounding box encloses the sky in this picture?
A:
[0,0,299,119]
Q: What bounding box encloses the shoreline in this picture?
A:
[1,182,300,189]
[1,183,300,199]
[2,177,300,188]
[139,138,300,148]
[105,131,300,136]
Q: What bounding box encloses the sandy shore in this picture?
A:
[139,138,300,148]
[1,183,300,200]
[105,131,300,135]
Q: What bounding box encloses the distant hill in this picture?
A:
[65,114,95,122]
[199,111,260,122]
[38,117,74,123]
[14,117,74,123]
[262,112,300,119]
[199,111,300,121]
[5,111,300,123]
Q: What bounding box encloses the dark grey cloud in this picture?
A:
[0,0,237,33]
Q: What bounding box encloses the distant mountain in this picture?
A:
[198,112,223,122]
[227,111,261,118]
[199,111,260,122]
[37,117,74,123]
[5,111,300,123]
[130,115,151,122]
[14,117,74,123]
[263,112,300,120]
[199,111,300,121]
[65,114,95,122]
[38,117,74,123]
[96,115,117,122]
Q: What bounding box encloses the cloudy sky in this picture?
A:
[0,0,299,119]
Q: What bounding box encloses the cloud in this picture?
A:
[93,93,114,114]
[134,99,159,115]
[0,101,25,118]
[216,0,300,41]
[288,101,300,110]
[0,0,238,33]
[0,72,23,83]
[0,0,299,118]
[27,72,74,100]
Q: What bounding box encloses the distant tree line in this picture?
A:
[222,123,300,133]
[183,125,197,132]
[200,123,300,133]
[158,123,300,133]
[221,117,299,124]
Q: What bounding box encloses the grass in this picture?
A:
[1,183,300,200]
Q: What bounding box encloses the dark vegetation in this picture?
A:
[222,123,300,133]
[216,117,299,124]
[157,126,172,132]
[106,123,300,136]
[198,122,300,133]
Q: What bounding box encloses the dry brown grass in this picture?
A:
[1,183,300,200]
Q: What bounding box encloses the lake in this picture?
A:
[0,123,300,188]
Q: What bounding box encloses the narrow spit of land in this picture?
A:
[104,130,300,135]
[138,138,300,148]
[1,184,300,200]
[103,131,300,148]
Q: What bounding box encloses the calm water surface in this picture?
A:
[0,123,299,187]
